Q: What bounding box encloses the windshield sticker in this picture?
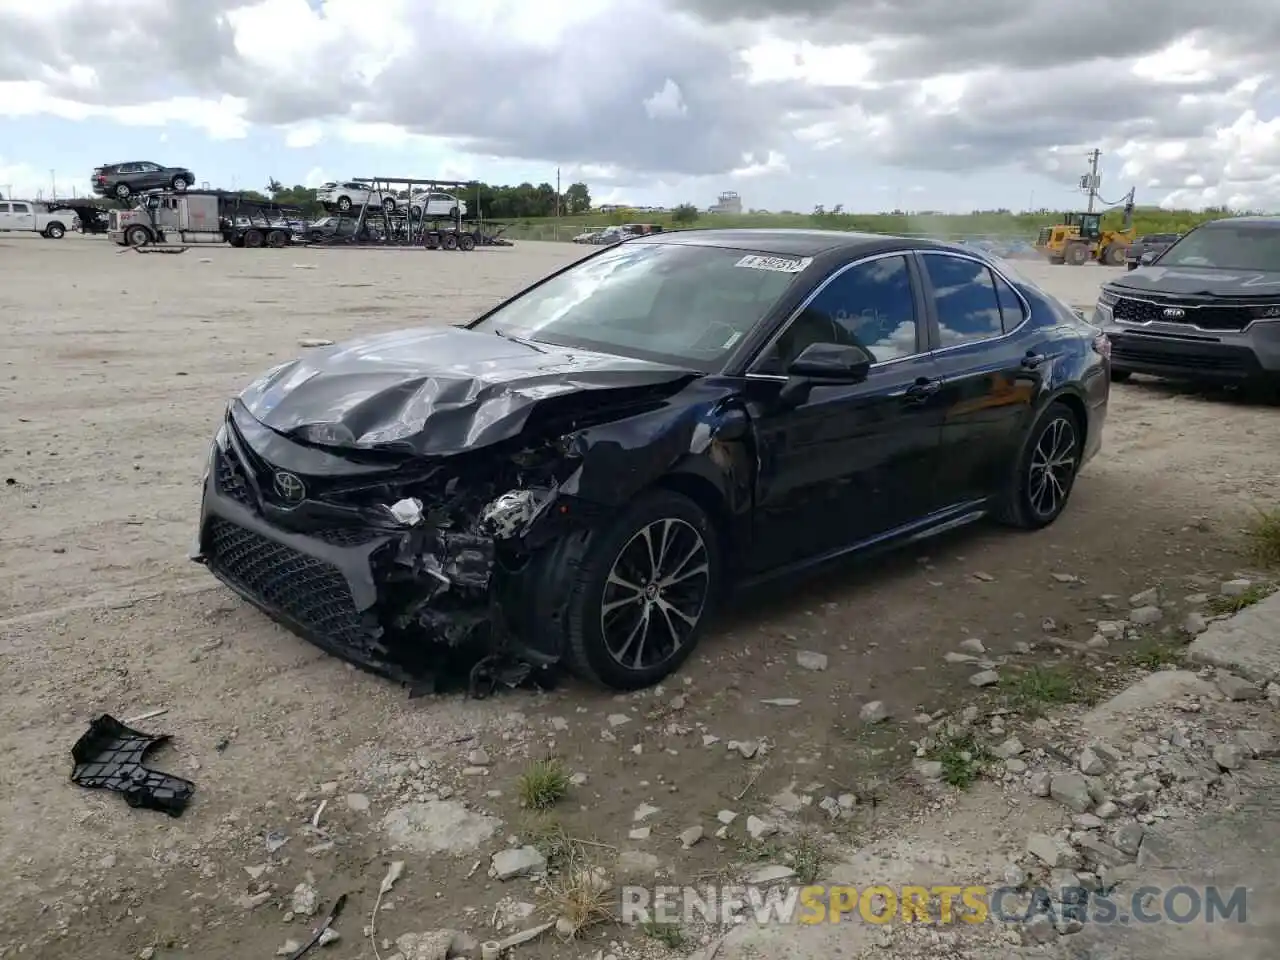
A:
[722,331,744,349]
[735,254,813,274]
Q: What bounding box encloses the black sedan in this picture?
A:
[193,230,1110,692]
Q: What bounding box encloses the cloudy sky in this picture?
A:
[1,0,1278,213]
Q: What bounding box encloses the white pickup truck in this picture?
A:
[0,199,73,238]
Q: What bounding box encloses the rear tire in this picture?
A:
[267,229,288,248]
[45,223,66,239]
[994,400,1084,530]
[1104,244,1126,266]
[562,489,722,690]
[243,229,265,248]
[171,176,189,191]
[441,232,458,251]
[114,183,132,201]
[457,232,476,251]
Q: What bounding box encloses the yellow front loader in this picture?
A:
[1034,191,1136,266]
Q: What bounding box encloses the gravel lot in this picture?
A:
[2,236,1278,960]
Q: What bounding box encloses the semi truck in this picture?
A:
[107,190,304,248]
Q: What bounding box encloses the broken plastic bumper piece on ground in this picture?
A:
[70,714,194,817]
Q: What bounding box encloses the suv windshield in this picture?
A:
[471,242,806,369]
[1158,223,1280,272]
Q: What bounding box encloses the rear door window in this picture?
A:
[921,254,1003,347]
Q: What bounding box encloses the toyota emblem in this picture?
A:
[1162,307,1186,320]
[273,470,306,504]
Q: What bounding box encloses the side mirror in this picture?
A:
[1139,251,1157,265]
[778,342,873,407]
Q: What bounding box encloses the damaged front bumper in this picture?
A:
[191,408,563,687]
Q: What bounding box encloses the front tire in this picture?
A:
[124,225,151,246]
[563,489,722,690]
[995,401,1084,530]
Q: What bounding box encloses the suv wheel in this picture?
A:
[114,183,132,200]
[337,196,353,212]
[171,176,189,191]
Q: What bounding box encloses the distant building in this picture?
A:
[707,191,742,215]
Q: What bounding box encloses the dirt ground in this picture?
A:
[2,236,1278,960]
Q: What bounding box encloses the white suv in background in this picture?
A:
[316,181,396,213]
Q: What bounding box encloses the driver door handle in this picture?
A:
[904,376,943,400]
[1021,351,1047,370]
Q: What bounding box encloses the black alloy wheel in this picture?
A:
[171,176,189,191]
[563,489,721,689]
[996,401,1083,530]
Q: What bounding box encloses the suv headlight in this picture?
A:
[1251,304,1280,321]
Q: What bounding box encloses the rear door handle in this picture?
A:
[1021,351,1048,370]
[904,377,943,400]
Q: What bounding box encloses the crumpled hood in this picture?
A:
[1109,266,1280,299]
[238,326,697,456]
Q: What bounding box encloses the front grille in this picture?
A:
[214,448,253,506]
[1113,297,1253,332]
[205,517,371,649]
[1111,341,1251,373]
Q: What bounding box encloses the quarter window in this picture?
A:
[757,255,919,373]
[922,255,1003,346]
[0,203,9,213]
[992,271,1025,332]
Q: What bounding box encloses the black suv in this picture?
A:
[1096,216,1280,389]
[1124,232,1180,271]
[92,162,196,201]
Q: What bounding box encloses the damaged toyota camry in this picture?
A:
[194,229,1110,692]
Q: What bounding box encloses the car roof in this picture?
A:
[1199,216,1280,229]
[630,227,957,257]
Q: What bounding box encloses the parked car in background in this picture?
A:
[405,192,467,218]
[591,225,628,244]
[1124,233,1180,270]
[92,161,195,200]
[193,229,1108,692]
[573,230,602,243]
[0,199,72,238]
[1096,216,1280,390]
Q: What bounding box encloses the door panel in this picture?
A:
[745,356,947,571]
[9,203,34,231]
[917,252,1043,503]
[742,253,946,573]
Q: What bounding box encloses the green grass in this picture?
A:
[642,919,689,949]
[926,731,994,789]
[517,758,571,810]
[1121,638,1186,670]
[786,834,828,885]
[1244,508,1280,567]
[1002,666,1099,716]
[495,207,1237,243]
[1206,584,1277,616]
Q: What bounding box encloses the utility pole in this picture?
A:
[50,169,57,200]
[555,167,561,218]
[1085,148,1101,213]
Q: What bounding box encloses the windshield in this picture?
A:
[471,241,807,369]
[1157,224,1280,272]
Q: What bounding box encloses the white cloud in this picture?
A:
[642,79,688,120]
